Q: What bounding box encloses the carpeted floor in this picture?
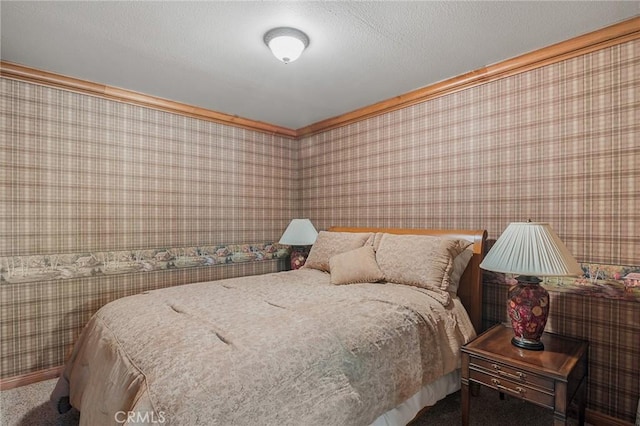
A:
[411,388,584,426]
[1,378,583,425]
[1,379,79,426]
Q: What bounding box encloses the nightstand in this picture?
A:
[461,324,588,426]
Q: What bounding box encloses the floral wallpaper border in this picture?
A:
[3,246,638,302]
[485,264,640,303]
[0,243,290,284]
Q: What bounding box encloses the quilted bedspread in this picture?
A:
[51,268,476,425]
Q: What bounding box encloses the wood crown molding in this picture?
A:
[297,16,640,137]
[1,17,638,140]
[0,62,298,139]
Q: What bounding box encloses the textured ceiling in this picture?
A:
[1,1,638,130]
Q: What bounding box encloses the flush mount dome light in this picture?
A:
[264,27,309,64]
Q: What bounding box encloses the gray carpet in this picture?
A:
[0,379,79,426]
[1,379,583,425]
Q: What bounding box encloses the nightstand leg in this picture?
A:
[577,378,587,426]
[552,414,567,426]
[554,382,568,425]
[470,382,480,396]
[461,352,471,425]
[461,381,470,426]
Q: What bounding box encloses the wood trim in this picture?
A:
[297,16,640,137]
[0,62,297,139]
[328,226,487,334]
[0,365,63,391]
[586,408,634,426]
[1,17,637,140]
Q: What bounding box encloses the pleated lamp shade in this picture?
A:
[480,222,582,277]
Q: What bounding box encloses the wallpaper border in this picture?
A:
[0,243,290,284]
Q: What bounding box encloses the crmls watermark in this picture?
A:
[114,411,166,424]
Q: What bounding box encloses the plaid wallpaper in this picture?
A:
[298,39,640,422]
[300,40,639,267]
[1,38,639,422]
[0,79,299,256]
[0,78,297,378]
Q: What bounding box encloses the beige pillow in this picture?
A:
[303,231,373,272]
[448,249,474,295]
[371,232,385,251]
[329,246,385,285]
[375,233,471,291]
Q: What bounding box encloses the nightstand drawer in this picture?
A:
[470,357,554,391]
[469,368,555,408]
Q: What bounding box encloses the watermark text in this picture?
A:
[115,411,166,424]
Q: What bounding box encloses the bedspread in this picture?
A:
[52,268,476,425]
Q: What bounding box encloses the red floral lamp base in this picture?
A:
[507,276,549,351]
[290,246,310,270]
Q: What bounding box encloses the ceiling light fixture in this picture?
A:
[264,27,309,64]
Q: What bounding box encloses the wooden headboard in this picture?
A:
[328,226,488,334]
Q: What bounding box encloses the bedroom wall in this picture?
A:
[298,39,639,422]
[0,78,298,378]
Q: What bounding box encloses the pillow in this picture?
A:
[371,232,385,251]
[447,248,474,295]
[329,246,385,285]
[375,233,472,291]
[303,231,373,272]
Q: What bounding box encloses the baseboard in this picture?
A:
[586,408,634,426]
[0,365,63,391]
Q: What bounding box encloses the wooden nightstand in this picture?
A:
[461,324,588,426]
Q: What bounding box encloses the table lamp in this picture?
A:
[279,219,318,270]
[480,221,583,350]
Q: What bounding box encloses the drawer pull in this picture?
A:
[491,364,526,382]
[491,378,526,395]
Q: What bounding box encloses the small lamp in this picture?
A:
[480,221,582,350]
[279,219,318,270]
[264,27,309,64]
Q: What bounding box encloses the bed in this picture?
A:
[51,227,487,425]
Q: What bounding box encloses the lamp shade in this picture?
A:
[279,219,318,246]
[480,222,582,277]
